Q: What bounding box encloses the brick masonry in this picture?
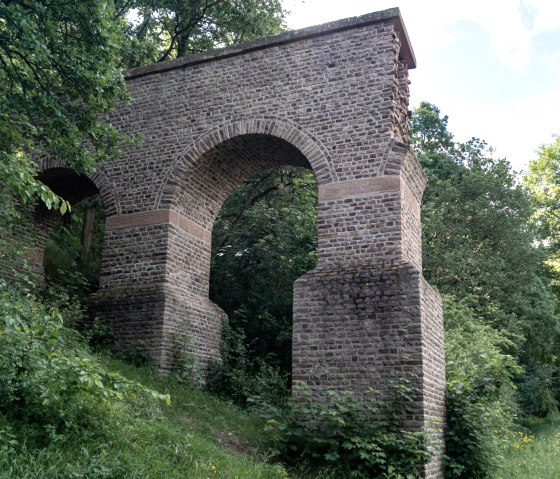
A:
[10,8,445,477]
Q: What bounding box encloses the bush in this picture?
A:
[517,362,559,418]
[207,319,290,406]
[251,379,431,479]
[0,279,169,443]
[169,317,206,388]
[443,295,520,478]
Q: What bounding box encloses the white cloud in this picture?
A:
[286,1,559,73]
[523,0,560,31]
[399,1,532,73]
[283,1,560,170]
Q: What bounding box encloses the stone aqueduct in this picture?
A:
[19,9,446,477]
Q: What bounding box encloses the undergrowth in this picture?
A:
[0,280,293,478]
[251,379,431,479]
[0,351,296,479]
[493,416,560,479]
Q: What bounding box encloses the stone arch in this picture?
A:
[30,162,119,284]
[134,128,328,374]
[156,117,335,211]
[81,9,446,475]
[36,158,121,216]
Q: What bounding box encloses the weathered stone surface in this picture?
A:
[6,8,445,477]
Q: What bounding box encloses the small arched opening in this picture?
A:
[35,167,105,294]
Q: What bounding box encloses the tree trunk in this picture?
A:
[80,197,97,267]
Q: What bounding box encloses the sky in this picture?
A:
[283,0,560,173]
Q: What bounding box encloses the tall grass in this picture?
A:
[493,417,560,479]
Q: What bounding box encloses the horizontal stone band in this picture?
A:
[318,176,401,201]
[318,176,420,215]
[105,209,211,243]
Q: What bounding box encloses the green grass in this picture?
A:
[493,417,560,479]
[0,357,336,479]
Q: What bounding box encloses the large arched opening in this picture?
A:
[157,132,322,375]
[208,165,317,401]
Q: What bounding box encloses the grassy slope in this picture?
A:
[493,417,560,479]
[1,358,324,479]
[8,354,559,479]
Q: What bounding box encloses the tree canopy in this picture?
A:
[0,0,130,211]
[118,0,286,67]
[525,136,560,284]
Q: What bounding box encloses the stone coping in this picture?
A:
[125,7,415,80]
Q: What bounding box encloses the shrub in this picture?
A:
[443,295,520,478]
[0,279,169,443]
[251,379,431,479]
[516,362,559,418]
[207,319,290,406]
[170,317,206,388]
[82,316,115,352]
[114,339,153,368]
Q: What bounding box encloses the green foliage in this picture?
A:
[413,102,560,419]
[410,102,560,474]
[421,138,540,335]
[494,417,560,479]
[82,316,116,353]
[524,135,560,296]
[207,319,290,406]
[119,0,286,66]
[207,173,316,407]
[170,317,206,388]
[410,102,454,155]
[516,363,559,418]
[0,279,169,444]
[115,340,154,368]
[443,296,521,478]
[211,167,317,376]
[44,198,106,295]
[0,0,130,216]
[251,380,431,479]
[0,355,300,479]
[524,136,560,252]
[0,152,71,215]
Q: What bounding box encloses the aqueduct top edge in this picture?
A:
[125,7,416,81]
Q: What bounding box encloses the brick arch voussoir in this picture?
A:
[35,158,122,216]
[156,118,336,210]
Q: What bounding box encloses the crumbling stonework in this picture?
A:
[10,8,445,477]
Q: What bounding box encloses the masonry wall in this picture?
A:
[89,10,421,364]
[15,9,445,477]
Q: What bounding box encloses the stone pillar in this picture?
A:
[87,214,169,366]
[87,209,224,372]
[292,144,445,478]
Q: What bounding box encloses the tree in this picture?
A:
[525,136,560,286]
[443,295,520,478]
[410,101,454,156]
[415,105,543,332]
[413,102,560,418]
[118,0,286,67]
[0,1,129,213]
